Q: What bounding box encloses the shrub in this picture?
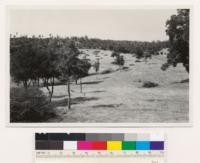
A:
[116,55,125,66]
[111,51,120,58]
[101,68,113,74]
[111,52,125,67]
[142,81,159,88]
[180,79,189,83]
[122,66,129,70]
[135,59,141,62]
[93,50,100,55]
[10,87,56,122]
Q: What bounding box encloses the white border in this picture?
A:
[5,4,193,128]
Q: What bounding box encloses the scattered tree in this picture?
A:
[58,41,80,111]
[111,51,125,68]
[74,59,91,93]
[116,55,125,69]
[111,51,120,58]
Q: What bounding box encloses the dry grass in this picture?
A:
[41,49,189,123]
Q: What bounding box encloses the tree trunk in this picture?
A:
[43,78,46,87]
[23,80,28,89]
[37,78,40,87]
[46,79,50,93]
[67,79,71,110]
[80,78,82,93]
[27,80,31,87]
[49,77,54,103]
[45,78,53,103]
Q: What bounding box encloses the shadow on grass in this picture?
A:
[142,81,159,88]
[73,97,99,104]
[82,81,103,85]
[102,77,110,80]
[51,97,99,108]
[92,103,123,108]
[89,90,105,93]
[100,69,114,74]
[87,72,98,76]
[172,78,189,84]
[52,95,66,98]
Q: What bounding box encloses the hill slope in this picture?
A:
[41,49,189,123]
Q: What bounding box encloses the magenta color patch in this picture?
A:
[77,141,93,150]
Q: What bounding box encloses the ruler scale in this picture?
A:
[35,133,166,163]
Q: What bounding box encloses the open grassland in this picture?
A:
[41,49,189,123]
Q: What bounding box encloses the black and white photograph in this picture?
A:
[8,7,190,124]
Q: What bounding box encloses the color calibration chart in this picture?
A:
[35,133,166,163]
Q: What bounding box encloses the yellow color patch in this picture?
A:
[107,141,122,150]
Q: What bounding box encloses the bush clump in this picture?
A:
[135,59,141,62]
[10,87,56,122]
[101,68,113,74]
[122,66,129,70]
[142,81,159,88]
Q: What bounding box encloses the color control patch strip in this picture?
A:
[35,133,165,151]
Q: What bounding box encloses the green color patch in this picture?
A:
[122,141,136,150]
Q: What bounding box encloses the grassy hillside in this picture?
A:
[41,49,189,123]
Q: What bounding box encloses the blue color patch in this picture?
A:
[136,141,150,150]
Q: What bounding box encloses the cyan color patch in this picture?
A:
[136,141,150,150]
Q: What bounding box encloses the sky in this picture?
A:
[9,9,177,41]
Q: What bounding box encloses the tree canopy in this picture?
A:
[10,36,91,106]
[162,9,189,72]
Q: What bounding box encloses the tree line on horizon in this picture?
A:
[11,34,170,55]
